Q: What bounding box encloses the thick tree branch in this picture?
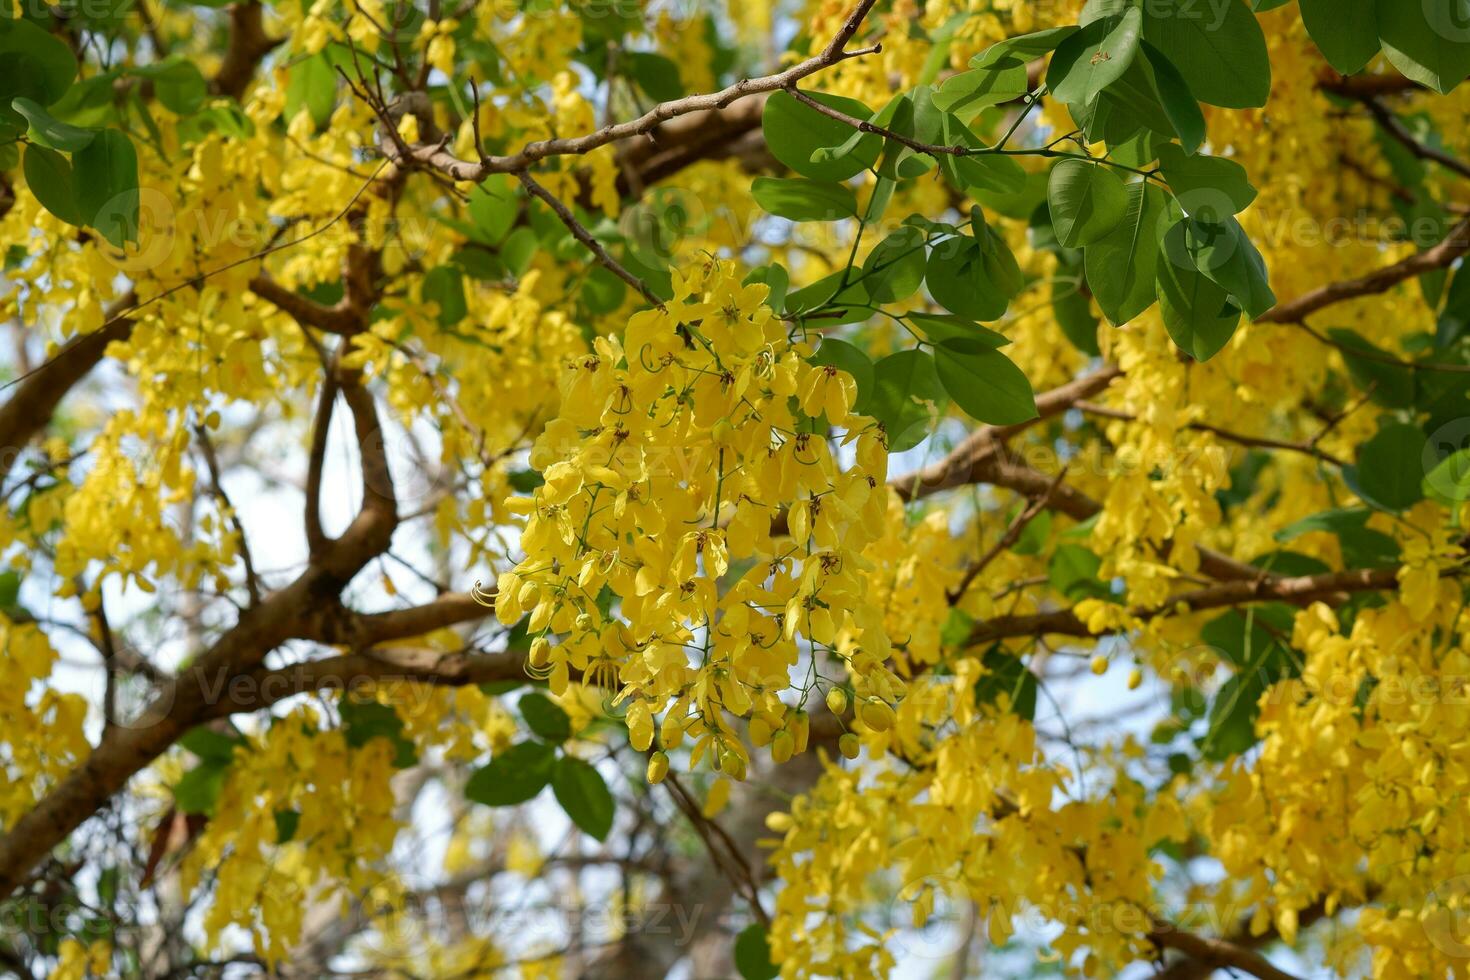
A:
[1257,216,1470,324]
[1147,917,1302,980]
[212,1,281,101]
[248,274,364,336]
[0,303,133,485]
[385,0,882,181]
[966,566,1406,646]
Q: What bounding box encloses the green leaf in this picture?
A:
[179,726,242,764]
[273,808,302,844]
[1299,0,1380,74]
[465,741,556,806]
[762,90,881,181]
[734,924,780,980]
[1203,670,1267,759]
[926,237,1009,321]
[1156,143,1257,219]
[1048,159,1128,248]
[11,97,95,151]
[745,262,790,313]
[932,60,1030,116]
[339,696,419,768]
[972,26,1079,67]
[501,226,538,277]
[934,339,1038,425]
[551,756,615,841]
[468,173,518,244]
[1377,0,1470,95]
[285,51,336,128]
[1425,447,1470,505]
[1047,5,1144,106]
[1053,266,1101,355]
[1275,506,1376,542]
[1142,0,1271,108]
[751,176,857,222]
[1327,327,1416,407]
[1141,42,1206,154]
[520,691,573,742]
[1182,215,1276,319]
[626,51,683,101]
[0,570,21,613]
[1157,219,1241,361]
[422,265,468,325]
[73,128,139,247]
[1350,422,1426,511]
[1049,544,1111,601]
[175,760,230,816]
[867,349,944,452]
[973,646,1038,720]
[861,226,926,303]
[0,17,77,123]
[22,144,82,227]
[135,58,208,115]
[909,312,1011,349]
[582,265,627,315]
[1084,180,1168,324]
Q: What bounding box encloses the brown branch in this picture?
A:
[949,466,1069,603]
[308,591,491,648]
[1256,216,1470,324]
[0,300,134,485]
[248,274,364,336]
[1074,402,1348,467]
[1317,71,1422,98]
[966,566,1405,646]
[1147,917,1303,980]
[195,424,261,605]
[304,369,338,559]
[1357,97,1470,180]
[203,645,529,721]
[212,1,281,101]
[892,367,1121,502]
[516,170,662,308]
[384,0,883,181]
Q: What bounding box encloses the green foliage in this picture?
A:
[551,756,615,841]
[466,741,557,806]
[734,924,780,980]
[520,691,573,742]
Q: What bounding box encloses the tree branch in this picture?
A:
[1147,917,1303,980]
[0,301,133,485]
[1257,216,1470,324]
[383,0,882,181]
[212,1,281,101]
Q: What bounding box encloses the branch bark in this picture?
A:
[385,0,882,182]
[1257,216,1470,324]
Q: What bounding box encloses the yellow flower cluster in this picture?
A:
[180,707,400,965]
[0,621,89,831]
[494,259,900,777]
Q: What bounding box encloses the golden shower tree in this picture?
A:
[2,0,1470,976]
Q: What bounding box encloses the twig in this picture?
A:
[516,170,663,308]
[1074,402,1349,467]
[194,423,262,605]
[949,466,1069,603]
[379,0,885,181]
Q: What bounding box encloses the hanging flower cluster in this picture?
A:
[493,259,906,777]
